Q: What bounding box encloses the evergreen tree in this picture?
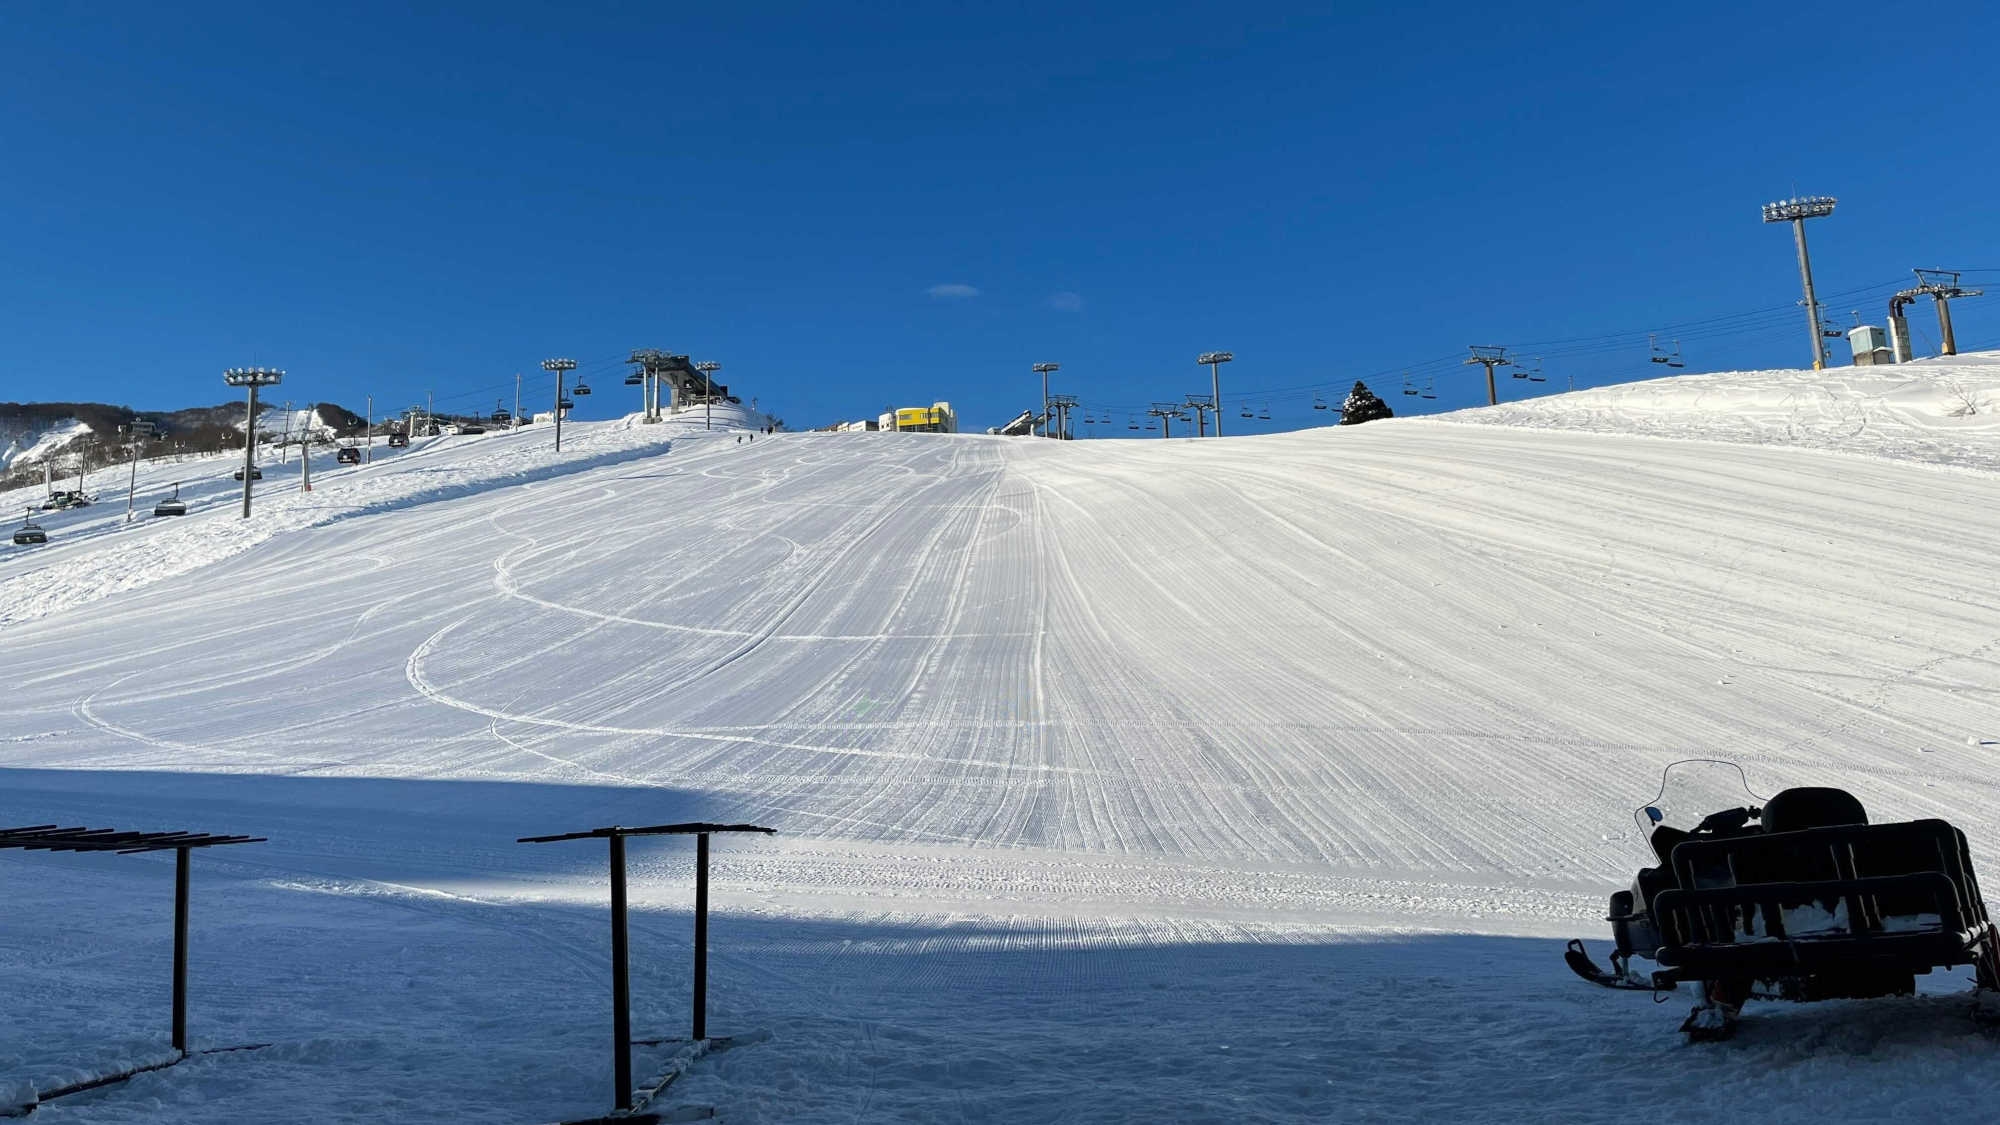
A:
[1339,380,1394,426]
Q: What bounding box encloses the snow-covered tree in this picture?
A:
[1339,380,1393,426]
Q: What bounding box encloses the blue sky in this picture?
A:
[4,1,1998,434]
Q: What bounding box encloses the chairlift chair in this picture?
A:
[1421,377,1437,400]
[13,508,47,545]
[572,380,592,396]
[153,483,187,517]
[1313,393,1328,410]
[624,372,643,386]
[1258,404,1272,421]
[1666,340,1685,369]
[1402,380,1418,397]
[1649,333,1673,365]
[336,446,361,465]
[1127,416,1139,431]
[232,467,263,481]
[1239,405,1254,419]
[492,399,512,424]
[558,397,575,410]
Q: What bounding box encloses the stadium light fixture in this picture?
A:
[223,367,284,518]
[1761,195,1837,369]
[541,357,577,451]
[1031,363,1060,437]
[1197,352,1233,436]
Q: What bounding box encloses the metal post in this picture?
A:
[241,384,259,519]
[301,429,312,492]
[555,372,565,452]
[125,434,141,521]
[1934,292,1958,356]
[1210,363,1222,436]
[514,373,522,431]
[693,832,709,1041]
[1889,298,1914,363]
[172,846,189,1055]
[365,396,373,463]
[609,833,632,1110]
[1793,218,1829,370]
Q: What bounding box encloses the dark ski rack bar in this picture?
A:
[519,821,775,1116]
[0,823,267,1116]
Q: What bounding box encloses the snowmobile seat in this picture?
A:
[1762,787,1867,833]
[1653,819,1993,981]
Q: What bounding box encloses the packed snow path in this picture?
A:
[4,396,2000,1122]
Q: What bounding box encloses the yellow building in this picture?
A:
[888,403,956,433]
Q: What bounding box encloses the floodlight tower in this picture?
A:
[1465,346,1511,405]
[118,421,154,522]
[694,361,722,431]
[1761,195,1837,370]
[542,357,576,451]
[223,367,284,518]
[1197,352,1233,436]
[1032,362,1060,437]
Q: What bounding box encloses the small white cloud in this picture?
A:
[927,283,981,299]
[1047,291,1083,312]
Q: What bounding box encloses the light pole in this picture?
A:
[543,357,576,452]
[223,367,284,519]
[1197,352,1233,436]
[119,422,154,522]
[1762,195,1837,370]
[695,361,721,431]
[1032,362,1060,437]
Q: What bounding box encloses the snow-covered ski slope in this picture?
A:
[5,362,2000,1122]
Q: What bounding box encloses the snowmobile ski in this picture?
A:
[1564,939,1667,991]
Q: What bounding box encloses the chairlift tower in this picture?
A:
[1465,346,1511,405]
[1182,394,1216,437]
[1761,195,1837,370]
[1197,352,1233,436]
[1032,363,1060,437]
[223,367,283,519]
[1046,393,1080,440]
[542,357,576,452]
[1910,269,1983,357]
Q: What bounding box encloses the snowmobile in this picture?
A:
[1566,759,2000,1039]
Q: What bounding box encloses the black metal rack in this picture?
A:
[519,821,774,1115]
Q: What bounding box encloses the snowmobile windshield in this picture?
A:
[1633,759,1765,864]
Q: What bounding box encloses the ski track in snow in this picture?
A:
[5,368,2000,1121]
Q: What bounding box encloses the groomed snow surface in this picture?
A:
[5,361,2000,1122]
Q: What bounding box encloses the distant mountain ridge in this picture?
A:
[0,399,369,484]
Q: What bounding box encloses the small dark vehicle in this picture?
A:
[336,446,361,465]
[1567,760,2000,1039]
[387,432,410,448]
[232,467,263,481]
